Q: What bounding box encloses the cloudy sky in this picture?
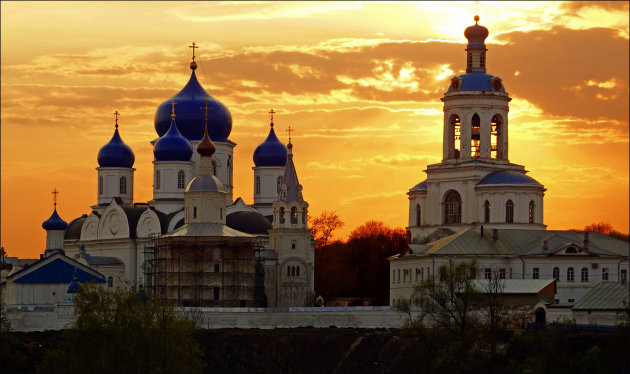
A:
[1,1,628,258]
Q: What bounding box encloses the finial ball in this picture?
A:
[190,61,197,71]
[474,15,480,22]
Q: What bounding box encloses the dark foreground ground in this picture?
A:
[2,327,629,374]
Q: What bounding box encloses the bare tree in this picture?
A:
[310,211,344,256]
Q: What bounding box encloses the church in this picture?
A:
[391,16,629,307]
[32,45,315,308]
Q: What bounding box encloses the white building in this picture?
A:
[392,16,629,306]
[407,15,545,245]
[50,49,315,307]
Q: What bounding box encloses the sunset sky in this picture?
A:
[2,1,629,258]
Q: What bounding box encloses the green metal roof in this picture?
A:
[572,282,629,310]
[471,279,555,294]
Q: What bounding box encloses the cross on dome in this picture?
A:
[286,125,293,147]
[189,42,198,62]
[200,99,212,123]
[170,100,177,119]
[114,110,120,129]
[51,188,59,206]
[269,109,276,127]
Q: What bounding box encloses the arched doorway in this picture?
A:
[535,307,546,329]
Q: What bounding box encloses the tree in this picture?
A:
[38,282,204,374]
[583,222,630,242]
[310,211,344,253]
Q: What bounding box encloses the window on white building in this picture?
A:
[505,200,514,223]
[255,176,261,194]
[156,171,161,189]
[99,176,103,195]
[553,267,559,280]
[499,268,506,279]
[484,200,490,223]
[177,170,185,189]
[567,267,574,282]
[119,176,127,194]
[602,268,609,281]
[443,190,462,224]
[107,276,113,287]
[621,269,627,283]
[581,267,589,282]
[484,268,492,280]
[528,201,535,223]
[533,267,539,279]
[416,204,422,226]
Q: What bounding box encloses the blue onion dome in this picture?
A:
[42,208,69,231]
[464,15,489,49]
[477,171,542,187]
[97,127,135,168]
[154,119,193,161]
[253,123,288,167]
[67,274,80,294]
[154,70,232,142]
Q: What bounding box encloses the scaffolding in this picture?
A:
[144,234,256,307]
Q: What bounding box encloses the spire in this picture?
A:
[269,109,276,127]
[42,189,68,231]
[197,101,216,157]
[464,15,489,73]
[279,132,303,203]
[52,188,59,207]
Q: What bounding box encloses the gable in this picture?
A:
[13,258,105,284]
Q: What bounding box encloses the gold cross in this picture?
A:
[114,110,120,129]
[190,42,198,62]
[170,100,177,119]
[286,125,293,143]
[200,100,212,122]
[52,188,59,206]
[269,109,276,123]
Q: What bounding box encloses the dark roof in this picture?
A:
[121,206,150,238]
[81,253,124,266]
[409,180,427,192]
[573,282,629,310]
[227,211,272,235]
[64,214,88,239]
[477,171,542,187]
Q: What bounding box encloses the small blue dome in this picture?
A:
[154,119,193,162]
[154,71,232,142]
[477,171,542,187]
[253,126,288,167]
[97,128,135,168]
[42,208,68,231]
[448,73,505,92]
[67,275,80,294]
[410,180,427,192]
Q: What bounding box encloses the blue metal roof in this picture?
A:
[154,119,193,162]
[13,258,105,284]
[154,71,232,142]
[253,126,288,167]
[42,208,68,231]
[97,128,135,168]
[409,180,427,192]
[448,73,505,92]
[477,171,542,186]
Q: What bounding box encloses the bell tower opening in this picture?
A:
[447,114,461,159]
[471,113,481,158]
[491,114,503,159]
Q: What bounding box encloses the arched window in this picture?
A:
[287,266,290,276]
[553,267,559,280]
[156,171,161,189]
[567,267,574,282]
[255,176,261,194]
[227,156,232,184]
[529,201,535,223]
[296,266,300,277]
[291,266,295,276]
[193,207,197,219]
[277,176,283,194]
[119,176,127,194]
[177,170,185,189]
[471,113,481,158]
[279,207,285,224]
[212,160,218,176]
[416,204,421,226]
[566,247,577,254]
[98,176,103,195]
[491,115,502,159]
[581,267,589,282]
[220,208,223,220]
[443,190,462,224]
[290,207,298,224]
[302,207,307,224]
[107,276,113,287]
[449,114,461,159]
[484,200,491,223]
[505,200,514,223]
